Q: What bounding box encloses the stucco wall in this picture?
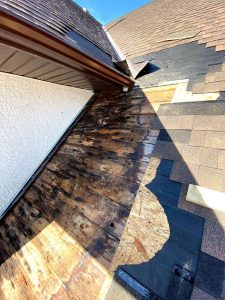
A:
[0,72,93,216]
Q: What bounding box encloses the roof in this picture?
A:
[0,0,118,61]
[0,1,134,90]
[0,87,155,300]
[0,1,225,299]
[105,1,225,299]
[107,0,225,59]
[107,0,225,94]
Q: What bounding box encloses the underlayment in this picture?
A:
[133,42,225,89]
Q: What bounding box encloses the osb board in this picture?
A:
[143,85,177,103]
[110,157,170,271]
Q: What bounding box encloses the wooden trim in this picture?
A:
[0,10,134,87]
[187,184,225,212]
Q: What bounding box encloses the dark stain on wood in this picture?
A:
[0,87,157,299]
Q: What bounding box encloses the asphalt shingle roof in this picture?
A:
[107,0,225,93]
[107,0,225,59]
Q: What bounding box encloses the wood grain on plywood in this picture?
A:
[143,85,177,103]
[0,87,157,299]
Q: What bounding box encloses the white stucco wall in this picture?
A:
[0,72,93,216]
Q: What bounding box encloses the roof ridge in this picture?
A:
[106,1,153,29]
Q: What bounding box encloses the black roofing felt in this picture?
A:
[134,42,225,89]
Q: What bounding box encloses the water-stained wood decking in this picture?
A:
[0,87,158,299]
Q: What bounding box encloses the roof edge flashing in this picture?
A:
[0,9,134,87]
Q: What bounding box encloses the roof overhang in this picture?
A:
[0,10,134,90]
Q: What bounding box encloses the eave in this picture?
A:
[0,9,134,90]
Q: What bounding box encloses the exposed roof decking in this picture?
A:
[1,0,225,298]
[0,88,157,299]
[1,79,225,299]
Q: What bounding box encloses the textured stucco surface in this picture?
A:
[0,72,93,216]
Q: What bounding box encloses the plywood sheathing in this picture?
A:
[143,84,177,111]
[143,82,219,106]
[143,85,177,102]
[0,87,159,300]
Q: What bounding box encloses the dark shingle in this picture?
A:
[195,252,225,299]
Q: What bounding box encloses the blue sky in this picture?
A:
[74,0,150,25]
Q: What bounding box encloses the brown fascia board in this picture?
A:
[0,9,134,87]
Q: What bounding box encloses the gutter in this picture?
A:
[0,10,134,88]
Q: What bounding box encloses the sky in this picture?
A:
[74,0,150,25]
